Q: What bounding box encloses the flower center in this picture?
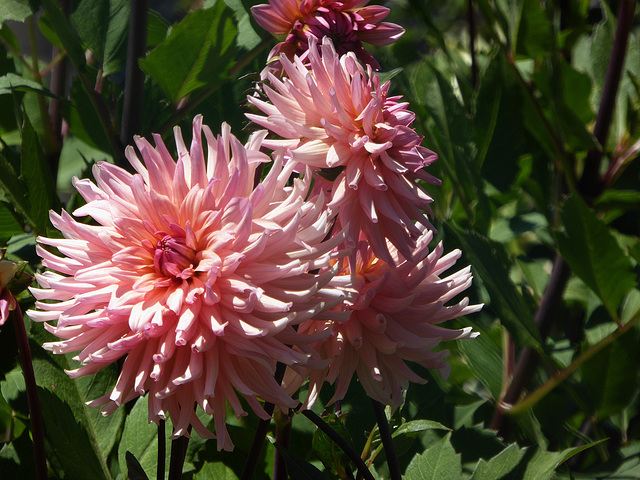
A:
[154,234,196,280]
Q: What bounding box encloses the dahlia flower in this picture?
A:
[28,116,348,451]
[251,0,404,70]
[247,37,439,264]
[296,229,481,408]
[0,252,19,325]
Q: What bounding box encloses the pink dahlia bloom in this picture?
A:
[0,255,19,325]
[251,0,404,70]
[28,116,347,451]
[247,37,439,264]
[296,229,481,408]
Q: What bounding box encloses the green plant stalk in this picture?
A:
[273,409,292,480]
[157,420,166,480]
[302,409,376,480]
[371,401,400,480]
[119,0,148,158]
[168,433,189,480]
[239,361,287,480]
[504,313,640,416]
[11,303,48,480]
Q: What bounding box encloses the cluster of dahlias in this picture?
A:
[29,0,481,451]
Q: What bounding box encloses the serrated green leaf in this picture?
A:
[404,433,462,480]
[581,331,639,419]
[40,0,87,71]
[0,0,36,24]
[470,443,525,480]
[458,328,504,400]
[19,112,59,235]
[0,73,57,98]
[30,326,124,475]
[556,195,636,318]
[193,461,238,479]
[70,0,129,75]
[125,451,150,480]
[445,224,541,350]
[222,0,261,51]
[0,202,23,242]
[392,420,450,438]
[139,3,237,103]
[515,0,552,58]
[38,387,108,480]
[312,412,353,477]
[275,445,329,480]
[118,396,171,480]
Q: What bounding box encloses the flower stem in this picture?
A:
[157,420,166,480]
[168,434,189,480]
[273,409,292,480]
[505,312,640,416]
[11,304,48,480]
[467,0,477,89]
[579,0,635,197]
[120,0,148,150]
[302,409,375,480]
[371,401,401,480]
[239,361,287,480]
[490,255,570,433]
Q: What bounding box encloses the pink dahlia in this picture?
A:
[28,116,347,451]
[0,252,19,325]
[251,0,404,70]
[296,229,481,408]
[247,37,439,264]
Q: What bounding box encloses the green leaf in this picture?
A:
[515,0,552,59]
[118,396,171,480]
[139,3,237,104]
[274,445,329,480]
[0,0,37,24]
[194,461,239,479]
[65,76,114,153]
[38,388,108,480]
[222,0,261,51]
[404,433,462,480]
[146,9,169,48]
[0,202,23,242]
[125,451,150,480]
[392,420,450,438]
[470,443,526,480]
[30,326,124,476]
[457,327,504,400]
[40,0,87,71]
[19,112,59,235]
[555,194,636,318]
[445,224,542,350]
[0,73,57,98]
[581,331,639,419]
[312,412,353,478]
[70,0,129,75]
[409,59,490,230]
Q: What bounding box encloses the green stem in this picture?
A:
[302,410,376,480]
[168,434,189,480]
[157,420,166,480]
[371,401,400,480]
[239,361,287,480]
[504,313,640,416]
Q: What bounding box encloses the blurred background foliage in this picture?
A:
[0,0,639,478]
